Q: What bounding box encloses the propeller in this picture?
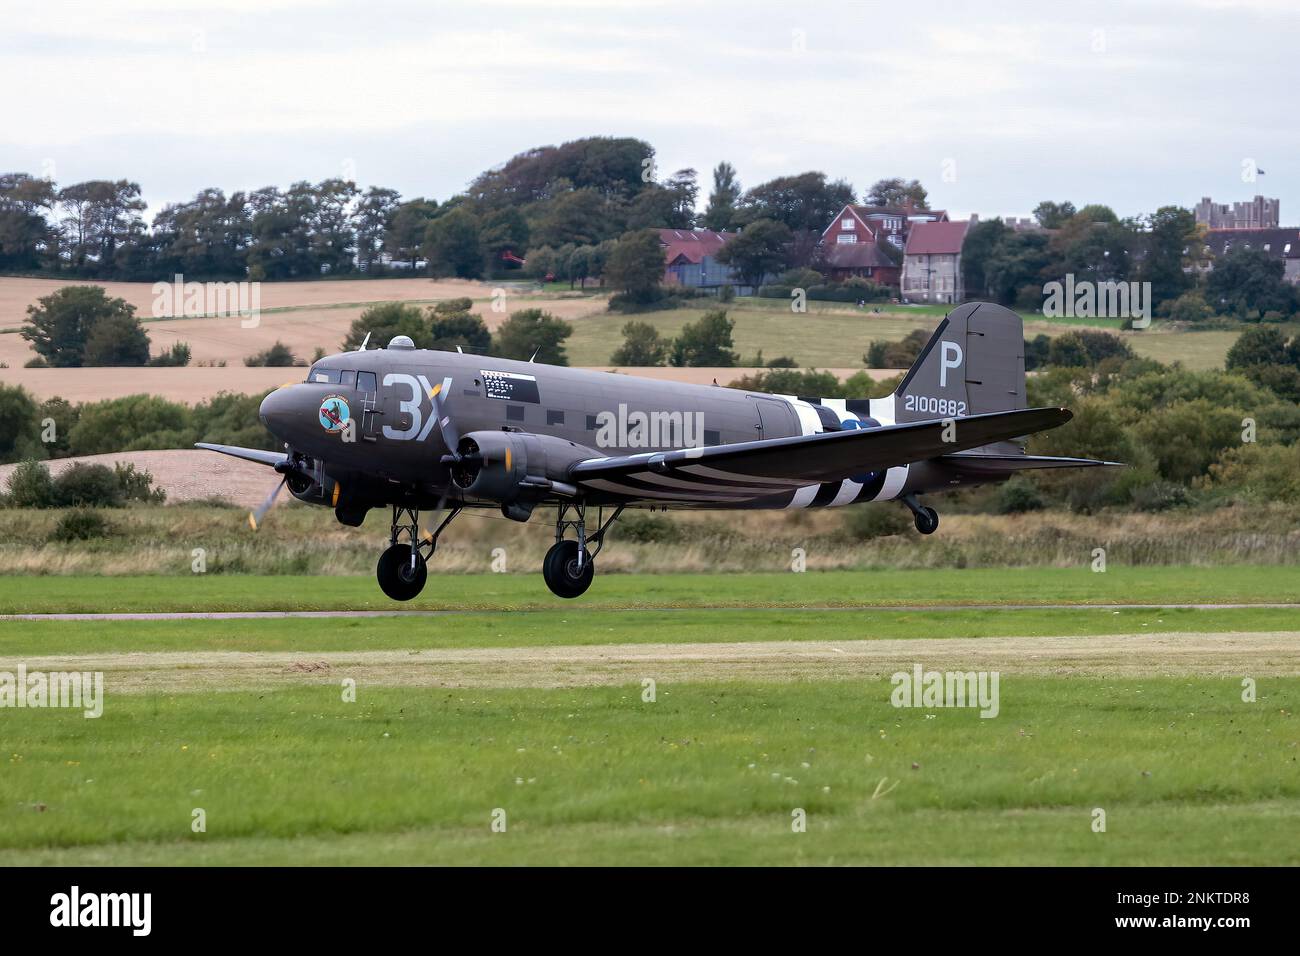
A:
[248,475,287,531]
[248,458,308,530]
[429,377,466,464]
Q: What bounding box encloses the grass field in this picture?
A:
[2,565,1299,612]
[0,569,1296,865]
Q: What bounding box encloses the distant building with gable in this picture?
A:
[658,228,738,288]
[901,219,972,304]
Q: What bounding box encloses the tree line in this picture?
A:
[964,201,1298,321]
[0,137,927,284]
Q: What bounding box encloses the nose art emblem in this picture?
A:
[318,395,352,432]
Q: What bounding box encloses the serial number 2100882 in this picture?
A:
[904,394,967,416]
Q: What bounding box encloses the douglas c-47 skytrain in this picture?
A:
[199,302,1119,599]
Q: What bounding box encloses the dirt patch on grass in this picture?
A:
[7,631,1296,693]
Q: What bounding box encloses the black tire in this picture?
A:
[542,540,595,599]
[376,543,427,601]
[914,506,939,535]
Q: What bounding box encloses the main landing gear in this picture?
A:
[902,494,940,535]
[543,502,623,599]
[376,505,461,601]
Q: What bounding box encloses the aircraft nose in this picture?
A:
[259,385,301,434]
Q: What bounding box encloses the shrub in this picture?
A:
[844,504,911,540]
[114,462,166,503]
[6,459,55,508]
[995,476,1045,513]
[149,342,192,367]
[616,512,680,543]
[244,341,301,367]
[49,508,116,542]
[53,463,124,507]
[1129,480,1192,512]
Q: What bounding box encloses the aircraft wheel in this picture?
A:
[376,543,427,601]
[913,506,940,535]
[543,540,595,599]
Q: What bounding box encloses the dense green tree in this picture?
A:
[737,172,854,231]
[864,177,928,209]
[961,219,1012,300]
[384,198,439,269]
[715,218,791,288]
[1140,206,1198,308]
[355,186,401,273]
[492,309,572,365]
[1206,246,1296,319]
[429,301,491,353]
[342,302,429,350]
[423,207,483,278]
[0,384,41,463]
[21,285,145,368]
[703,162,741,231]
[83,311,151,366]
[1032,200,1076,229]
[0,172,57,270]
[529,188,615,248]
[603,229,665,299]
[670,310,739,367]
[610,321,669,366]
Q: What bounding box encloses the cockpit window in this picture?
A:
[357,371,377,393]
[339,369,356,388]
[308,366,341,384]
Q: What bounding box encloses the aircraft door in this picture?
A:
[753,396,800,439]
[357,370,382,440]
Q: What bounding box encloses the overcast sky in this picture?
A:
[3,0,1297,224]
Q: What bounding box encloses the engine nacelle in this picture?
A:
[450,430,587,507]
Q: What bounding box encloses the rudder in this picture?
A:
[893,302,1025,424]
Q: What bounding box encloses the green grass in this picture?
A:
[1,566,1295,614]
[566,297,1227,369]
[2,679,1295,865]
[0,606,1294,657]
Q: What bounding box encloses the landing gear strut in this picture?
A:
[902,495,940,535]
[542,502,623,599]
[376,504,461,601]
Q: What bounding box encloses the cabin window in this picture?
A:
[506,405,525,422]
[547,409,565,426]
[356,371,377,393]
[586,414,599,430]
[704,429,721,446]
[836,234,857,244]
[842,218,855,230]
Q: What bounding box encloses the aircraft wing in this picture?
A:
[570,406,1072,491]
[195,442,287,468]
[940,452,1124,475]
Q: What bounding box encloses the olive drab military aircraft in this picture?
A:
[198,302,1119,599]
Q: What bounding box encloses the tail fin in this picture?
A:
[893,302,1025,424]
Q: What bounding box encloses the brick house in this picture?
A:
[817,203,949,288]
[901,220,971,303]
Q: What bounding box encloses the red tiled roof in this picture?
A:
[658,228,734,264]
[903,220,969,256]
